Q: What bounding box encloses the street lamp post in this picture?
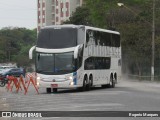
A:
[151,0,155,81]
[117,3,139,16]
[117,1,155,81]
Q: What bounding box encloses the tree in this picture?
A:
[65,0,160,78]
[0,27,36,66]
[64,6,91,25]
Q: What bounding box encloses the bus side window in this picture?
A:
[86,31,89,47]
[84,57,95,70]
[86,30,96,47]
[118,59,121,66]
[38,54,40,61]
[77,45,84,69]
[112,34,120,47]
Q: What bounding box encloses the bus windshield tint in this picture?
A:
[36,52,76,75]
[37,28,77,49]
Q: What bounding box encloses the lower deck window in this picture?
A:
[84,57,111,70]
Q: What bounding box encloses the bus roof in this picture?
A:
[85,26,120,35]
[41,24,120,35]
[42,24,84,29]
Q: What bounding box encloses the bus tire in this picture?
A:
[110,76,115,88]
[53,88,58,93]
[88,75,93,90]
[101,84,108,88]
[0,81,5,87]
[114,73,117,84]
[81,75,88,91]
[46,88,51,93]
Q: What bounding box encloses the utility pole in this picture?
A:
[118,1,156,81]
[151,0,155,81]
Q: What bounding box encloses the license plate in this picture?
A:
[51,84,58,88]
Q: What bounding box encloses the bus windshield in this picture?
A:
[37,28,77,49]
[36,52,76,75]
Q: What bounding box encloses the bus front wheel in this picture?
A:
[81,76,88,91]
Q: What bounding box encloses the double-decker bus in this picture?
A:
[29,25,121,93]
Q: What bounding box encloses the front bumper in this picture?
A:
[38,80,81,89]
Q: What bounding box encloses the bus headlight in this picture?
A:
[70,81,74,86]
[37,76,41,81]
[36,76,41,86]
[69,76,73,80]
[65,75,73,81]
[37,81,40,86]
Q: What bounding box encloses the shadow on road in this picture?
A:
[40,85,128,94]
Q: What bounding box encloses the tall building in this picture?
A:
[37,0,83,31]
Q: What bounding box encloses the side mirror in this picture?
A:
[74,44,83,59]
[74,45,80,59]
[29,46,36,59]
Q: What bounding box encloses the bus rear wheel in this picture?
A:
[109,77,115,88]
[46,88,51,93]
[87,75,93,90]
[53,88,58,93]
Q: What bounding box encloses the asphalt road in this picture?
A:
[0,78,160,120]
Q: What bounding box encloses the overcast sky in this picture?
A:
[0,0,37,29]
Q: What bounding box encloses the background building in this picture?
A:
[37,0,83,31]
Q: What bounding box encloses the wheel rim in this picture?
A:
[89,76,93,87]
[109,79,112,86]
[0,82,5,87]
[110,77,115,88]
[111,78,115,87]
[84,78,87,87]
[82,76,88,91]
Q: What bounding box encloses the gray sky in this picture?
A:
[0,0,37,29]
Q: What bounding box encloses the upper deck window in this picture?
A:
[37,28,77,49]
[86,29,120,47]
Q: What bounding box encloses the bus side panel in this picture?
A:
[76,68,84,87]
